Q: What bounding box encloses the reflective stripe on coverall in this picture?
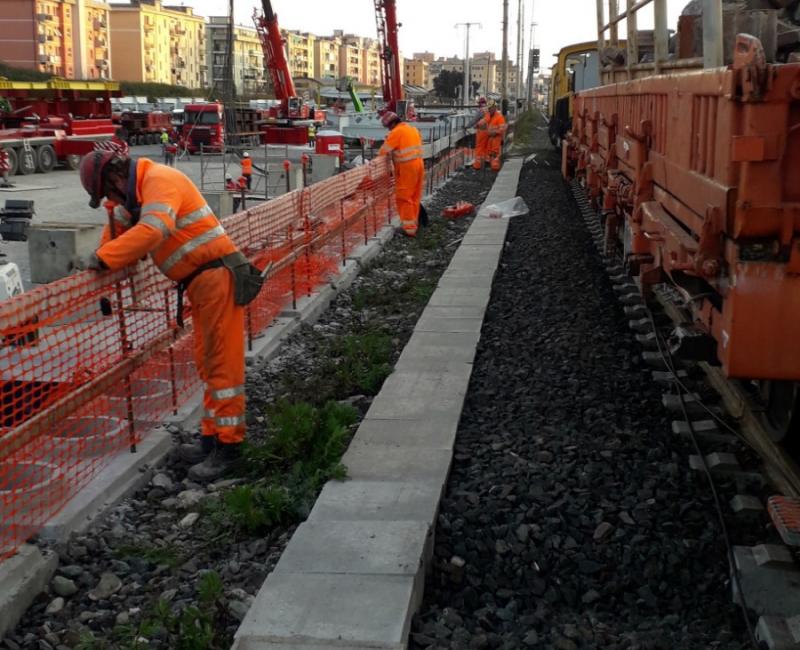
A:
[472,108,489,170]
[95,158,246,444]
[378,122,425,237]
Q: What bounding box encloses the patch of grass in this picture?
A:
[512,109,538,148]
[207,400,356,539]
[113,572,226,650]
[327,331,394,397]
[115,544,182,569]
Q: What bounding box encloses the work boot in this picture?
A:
[178,435,216,464]
[394,226,416,238]
[187,442,242,483]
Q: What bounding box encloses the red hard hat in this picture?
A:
[381,111,400,128]
[79,150,122,209]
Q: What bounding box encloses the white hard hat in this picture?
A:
[243,151,250,157]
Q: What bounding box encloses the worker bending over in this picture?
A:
[378,111,425,238]
[79,151,264,481]
[474,100,506,171]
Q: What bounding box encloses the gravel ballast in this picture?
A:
[2,168,495,650]
[410,129,747,648]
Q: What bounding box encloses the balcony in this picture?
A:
[175,58,185,68]
[95,59,108,68]
[39,54,51,64]
[36,13,52,21]
[93,18,107,30]
[94,36,106,47]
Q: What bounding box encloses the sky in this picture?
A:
[163,0,687,75]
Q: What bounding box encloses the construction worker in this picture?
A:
[484,100,507,172]
[164,139,177,167]
[472,97,488,170]
[78,150,263,481]
[241,152,253,189]
[378,111,424,238]
[0,147,12,187]
[308,123,316,147]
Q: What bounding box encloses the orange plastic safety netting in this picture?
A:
[0,156,398,561]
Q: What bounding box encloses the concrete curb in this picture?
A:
[0,545,58,640]
[1,223,399,642]
[233,159,524,649]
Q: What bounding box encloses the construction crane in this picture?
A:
[374,0,406,116]
[253,0,311,143]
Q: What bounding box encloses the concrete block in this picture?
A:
[0,544,58,639]
[436,274,496,290]
[416,305,487,320]
[27,222,102,284]
[232,572,416,650]
[651,369,688,383]
[202,190,234,218]
[635,332,659,350]
[662,393,706,416]
[671,419,734,445]
[274,520,429,578]
[309,479,441,524]
[353,416,459,450]
[733,545,800,616]
[38,427,171,541]
[245,317,302,368]
[688,452,740,474]
[413,315,483,334]
[730,494,764,515]
[329,259,360,291]
[279,285,336,323]
[396,331,480,364]
[341,442,453,492]
[364,382,466,421]
[346,238,384,267]
[428,286,492,308]
[757,615,800,649]
[461,232,508,246]
[372,224,396,246]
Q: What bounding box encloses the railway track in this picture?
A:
[571,179,800,648]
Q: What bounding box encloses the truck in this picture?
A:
[117,110,173,146]
[181,103,225,153]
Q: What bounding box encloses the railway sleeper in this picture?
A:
[662,392,715,417]
[671,419,736,446]
[755,615,800,650]
[732,545,800,619]
[651,369,689,384]
[730,494,766,518]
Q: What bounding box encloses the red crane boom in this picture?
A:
[374,0,404,113]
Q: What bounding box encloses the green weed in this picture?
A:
[327,331,393,396]
[115,544,182,569]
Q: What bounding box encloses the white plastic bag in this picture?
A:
[477,196,530,219]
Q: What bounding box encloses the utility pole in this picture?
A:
[456,22,481,105]
[515,0,523,101]
[526,21,537,107]
[501,0,509,115]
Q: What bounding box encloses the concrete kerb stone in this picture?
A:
[245,317,303,370]
[37,427,172,542]
[232,152,524,650]
[0,545,58,640]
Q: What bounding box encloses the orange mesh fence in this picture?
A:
[0,156,397,561]
[426,148,470,196]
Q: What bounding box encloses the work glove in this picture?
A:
[86,252,108,272]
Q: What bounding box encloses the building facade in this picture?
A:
[109,0,205,87]
[206,17,264,96]
[313,35,340,80]
[282,30,315,80]
[403,57,429,89]
[0,0,112,79]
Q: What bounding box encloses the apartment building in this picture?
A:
[206,17,265,96]
[0,0,111,79]
[109,0,205,87]
[282,30,315,80]
[361,37,381,88]
[314,35,340,80]
[403,58,429,89]
[412,51,435,64]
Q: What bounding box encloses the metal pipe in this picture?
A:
[653,0,668,73]
[603,0,652,30]
[626,0,639,79]
[608,0,619,46]
[702,0,724,68]
[501,0,509,114]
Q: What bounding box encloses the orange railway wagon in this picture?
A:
[564,1,800,438]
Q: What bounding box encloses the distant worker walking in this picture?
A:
[378,111,424,238]
[241,152,253,189]
[79,151,265,481]
[474,100,506,172]
[0,147,12,187]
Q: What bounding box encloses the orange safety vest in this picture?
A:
[96,158,237,282]
[378,122,424,166]
[241,158,252,175]
[480,110,506,136]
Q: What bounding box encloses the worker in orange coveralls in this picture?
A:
[378,111,425,238]
[78,150,260,482]
[241,151,253,189]
[472,97,488,170]
[474,100,506,171]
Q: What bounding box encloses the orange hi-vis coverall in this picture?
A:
[486,111,507,171]
[472,108,489,170]
[96,158,246,445]
[378,122,425,237]
[241,157,253,188]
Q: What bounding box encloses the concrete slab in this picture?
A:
[232,572,416,650]
[353,416,460,450]
[38,427,172,542]
[413,315,483,334]
[309,479,441,524]
[274,520,429,577]
[396,331,480,364]
[372,223,397,246]
[0,544,58,639]
[428,286,492,308]
[341,442,453,489]
[364,381,466,421]
[246,316,302,366]
[329,259,361,291]
[733,545,800,616]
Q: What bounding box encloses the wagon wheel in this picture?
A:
[759,381,800,443]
